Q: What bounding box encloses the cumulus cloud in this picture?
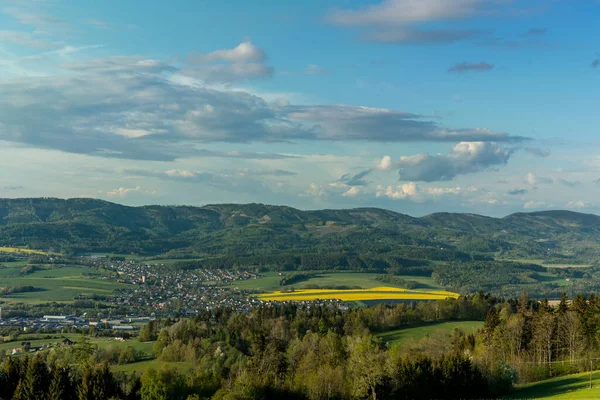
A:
[377,155,393,170]
[525,147,551,157]
[383,142,513,182]
[526,172,553,185]
[165,169,196,178]
[566,201,590,209]
[376,182,419,199]
[106,186,140,198]
[524,200,546,209]
[187,41,273,83]
[198,41,267,63]
[448,62,494,73]
[306,183,326,197]
[343,186,362,197]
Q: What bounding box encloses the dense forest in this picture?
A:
[1,198,600,263]
[4,291,600,399]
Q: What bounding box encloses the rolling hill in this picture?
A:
[0,198,598,264]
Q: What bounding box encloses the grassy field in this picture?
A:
[256,286,459,302]
[0,246,47,255]
[0,334,154,355]
[507,259,592,269]
[231,271,444,292]
[377,321,484,346]
[507,371,600,399]
[0,263,127,304]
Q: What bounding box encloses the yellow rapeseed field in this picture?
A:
[0,246,47,255]
[257,286,459,302]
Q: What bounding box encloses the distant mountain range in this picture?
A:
[0,198,598,264]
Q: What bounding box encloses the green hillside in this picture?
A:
[2,198,599,260]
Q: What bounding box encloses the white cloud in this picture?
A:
[306,183,325,197]
[106,186,140,198]
[328,0,482,26]
[343,186,362,197]
[187,41,273,83]
[198,41,266,63]
[387,142,512,182]
[525,172,553,185]
[376,182,419,199]
[377,155,392,170]
[566,201,591,209]
[524,200,546,209]
[427,187,464,195]
[165,169,196,178]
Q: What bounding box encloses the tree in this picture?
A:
[559,311,583,362]
[48,367,70,400]
[518,290,529,315]
[347,336,388,400]
[557,292,568,314]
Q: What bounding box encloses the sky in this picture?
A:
[0,0,599,217]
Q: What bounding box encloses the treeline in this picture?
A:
[375,275,422,289]
[432,261,546,294]
[0,344,502,400]
[175,247,483,274]
[0,285,41,296]
[483,291,600,383]
[279,272,315,287]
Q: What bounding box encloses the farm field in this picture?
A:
[507,259,592,269]
[0,263,128,304]
[507,371,600,399]
[256,286,459,302]
[377,321,484,346]
[231,271,444,292]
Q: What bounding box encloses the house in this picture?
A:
[61,338,74,346]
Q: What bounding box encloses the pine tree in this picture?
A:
[517,290,529,314]
[78,365,93,400]
[0,357,20,399]
[557,292,568,314]
[48,367,68,400]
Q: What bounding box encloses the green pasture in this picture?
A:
[229,271,443,292]
[0,264,128,304]
[377,321,484,346]
[508,371,600,399]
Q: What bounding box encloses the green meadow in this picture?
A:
[0,263,128,304]
[377,321,484,346]
[228,271,444,292]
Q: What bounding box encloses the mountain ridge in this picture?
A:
[0,198,598,262]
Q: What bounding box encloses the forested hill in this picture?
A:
[1,198,599,263]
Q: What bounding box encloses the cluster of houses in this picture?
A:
[0,314,145,333]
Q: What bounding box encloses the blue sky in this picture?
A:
[0,0,599,216]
